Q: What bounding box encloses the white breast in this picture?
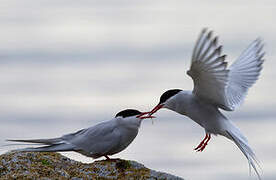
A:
[165,91,227,134]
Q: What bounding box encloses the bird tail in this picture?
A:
[225,127,262,180]
[7,138,62,145]
[6,138,75,152]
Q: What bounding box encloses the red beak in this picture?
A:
[149,103,164,115]
[136,111,156,119]
[136,103,164,119]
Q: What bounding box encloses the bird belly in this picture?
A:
[175,100,226,135]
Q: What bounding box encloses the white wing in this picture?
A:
[187,29,264,111]
[226,39,264,110]
[187,29,230,110]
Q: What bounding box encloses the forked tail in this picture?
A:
[226,130,262,180]
[6,138,75,152]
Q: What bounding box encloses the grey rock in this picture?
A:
[0,151,184,180]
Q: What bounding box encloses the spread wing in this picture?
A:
[187,29,264,111]
[226,39,264,110]
[187,29,230,110]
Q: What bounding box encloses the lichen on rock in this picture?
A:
[0,152,184,180]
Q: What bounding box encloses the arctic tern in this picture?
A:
[149,29,264,179]
[7,109,154,160]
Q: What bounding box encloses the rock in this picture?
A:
[0,151,184,180]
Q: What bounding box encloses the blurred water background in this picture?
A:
[0,1,275,179]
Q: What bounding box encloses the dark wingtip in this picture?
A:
[202,28,208,33]
[6,139,16,142]
[207,31,213,39]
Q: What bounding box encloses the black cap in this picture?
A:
[115,109,142,118]
[159,89,182,104]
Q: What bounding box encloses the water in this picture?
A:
[1,1,276,179]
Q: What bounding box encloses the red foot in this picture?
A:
[194,133,211,152]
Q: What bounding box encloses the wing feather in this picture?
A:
[187,29,264,110]
[187,29,230,110]
[226,39,264,109]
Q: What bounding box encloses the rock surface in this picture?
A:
[0,151,184,180]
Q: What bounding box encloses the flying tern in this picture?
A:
[7,109,154,160]
[149,29,264,179]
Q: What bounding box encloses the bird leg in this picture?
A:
[194,133,209,150]
[104,155,110,160]
[198,134,211,152]
[194,133,211,152]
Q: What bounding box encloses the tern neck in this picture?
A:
[164,90,192,113]
[117,117,142,129]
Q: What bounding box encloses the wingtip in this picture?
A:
[207,30,213,39]
[220,55,227,64]
[254,38,265,49]
[217,45,223,54]
[213,36,218,45]
[6,139,25,142]
[202,28,208,33]
[201,28,214,37]
[201,28,215,36]
[259,52,265,59]
[6,139,15,142]
[255,37,263,42]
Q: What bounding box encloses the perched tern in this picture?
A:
[7,109,154,160]
[149,29,264,179]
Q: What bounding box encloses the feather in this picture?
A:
[226,130,261,180]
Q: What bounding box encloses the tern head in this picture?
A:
[116,109,155,119]
[150,89,182,115]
